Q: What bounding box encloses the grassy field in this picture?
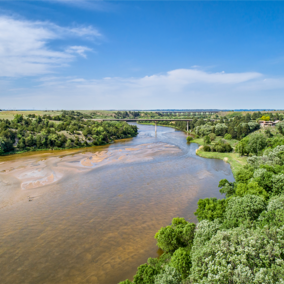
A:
[0,110,63,120]
[0,110,118,120]
[191,137,247,177]
[218,110,284,117]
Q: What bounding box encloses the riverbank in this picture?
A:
[191,138,247,177]
[0,124,231,284]
[0,135,136,157]
[138,122,247,177]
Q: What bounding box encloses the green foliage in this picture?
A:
[224,133,232,140]
[235,165,254,182]
[237,133,267,156]
[260,115,270,121]
[215,123,228,136]
[119,280,132,284]
[0,112,138,154]
[248,145,284,167]
[133,263,160,284]
[211,140,232,153]
[271,174,284,195]
[190,226,284,283]
[218,179,235,197]
[265,129,273,138]
[203,135,211,144]
[170,248,191,279]
[186,136,193,143]
[195,124,213,136]
[194,198,227,221]
[235,181,269,199]
[223,195,266,228]
[208,133,216,141]
[121,112,284,284]
[203,145,211,152]
[154,266,181,284]
[192,219,221,248]
[154,218,195,253]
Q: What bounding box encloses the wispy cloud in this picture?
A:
[0,15,101,77]
[65,46,93,58]
[47,0,114,11]
[3,68,281,110]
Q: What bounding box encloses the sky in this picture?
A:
[1,0,284,110]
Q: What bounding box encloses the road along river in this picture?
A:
[0,124,234,284]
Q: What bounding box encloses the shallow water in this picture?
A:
[0,124,234,284]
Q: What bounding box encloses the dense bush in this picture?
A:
[203,145,211,152]
[222,195,266,228]
[212,140,232,153]
[120,112,284,284]
[186,136,193,142]
[0,112,138,154]
[154,218,195,253]
[190,226,284,283]
[194,198,227,221]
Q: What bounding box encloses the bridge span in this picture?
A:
[90,119,215,132]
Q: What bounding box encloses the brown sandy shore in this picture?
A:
[0,127,233,284]
[0,142,181,209]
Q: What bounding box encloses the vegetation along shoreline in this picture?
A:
[119,110,284,284]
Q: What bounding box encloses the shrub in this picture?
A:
[271,174,284,195]
[186,136,193,143]
[170,248,191,279]
[203,135,211,144]
[209,133,216,141]
[154,218,195,253]
[192,219,221,248]
[212,140,232,153]
[190,226,284,283]
[224,133,232,140]
[203,145,211,152]
[223,195,266,228]
[154,266,181,284]
[119,280,132,284]
[133,263,160,284]
[194,198,227,221]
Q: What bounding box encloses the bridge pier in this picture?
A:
[187,121,189,132]
[155,121,157,133]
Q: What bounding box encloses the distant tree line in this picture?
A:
[0,111,138,155]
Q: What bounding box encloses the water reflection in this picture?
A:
[0,124,234,284]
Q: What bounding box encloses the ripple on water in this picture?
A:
[0,124,234,284]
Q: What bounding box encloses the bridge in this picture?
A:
[154,111,218,115]
[90,119,215,132]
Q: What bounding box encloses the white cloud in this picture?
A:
[48,0,113,11]
[65,46,93,58]
[2,68,282,110]
[0,16,101,77]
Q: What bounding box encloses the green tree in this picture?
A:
[133,263,160,284]
[66,139,72,148]
[209,133,216,141]
[190,226,284,283]
[224,133,232,140]
[223,195,266,228]
[194,198,227,221]
[203,135,210,144]
[154,266,181,284]
[154,218,195,253]
[186,136,193,143]
[170,248,191,279]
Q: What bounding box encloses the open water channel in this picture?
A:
[0,124,234,284]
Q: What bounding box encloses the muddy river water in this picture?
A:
[0,124,234,284]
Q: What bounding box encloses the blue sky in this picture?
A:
[1,1,284,110]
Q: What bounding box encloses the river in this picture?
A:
[0,124,234,284]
